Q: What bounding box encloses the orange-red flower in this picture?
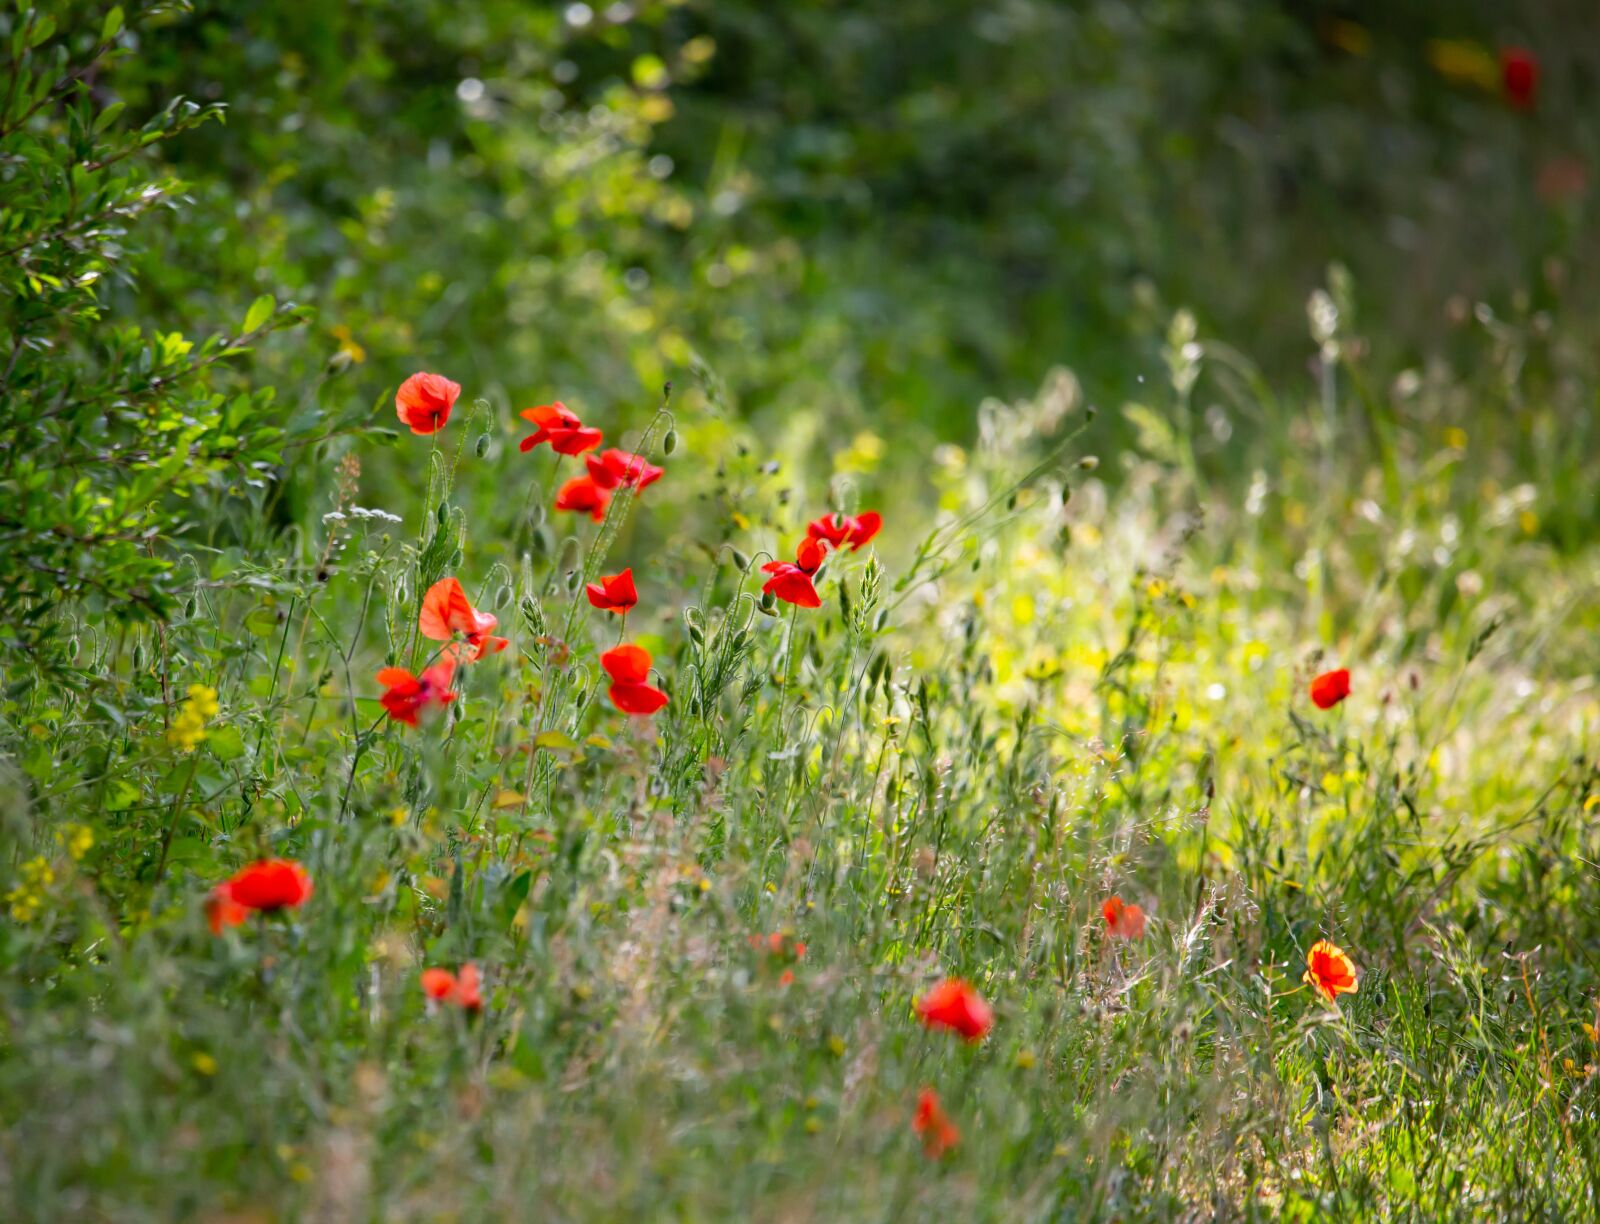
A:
[806,511,881,552]
[912,1088,960,1158]
[395,372,461,435]
[601,643,669,715]
[377,658,458,727]
[761,537,829,609]
[518,402,603,455]
[1500,46,1539,110]
[205,883,248,935]
[916,977,993,1042]
[208,859,313,930]
[585,568,638,614]
[419,577,507,661]
[586,448,663,492]
[1303,939,1359,1005]
[1310,667,1350,710]
[555,475,611,522]
[421,963,483,1011]
[1102,895,1146,940]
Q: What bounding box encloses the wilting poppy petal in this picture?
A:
[395,372,461,435]
[1309,668,1351,710]
[912,1088,960,1158]
[222,859,313,912]
[916,977,993,1042]
[1303,939,1359,1004]
[586,568,639,613]
[378,660,459,726]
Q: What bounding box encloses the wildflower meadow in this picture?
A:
[3,2,1599,1220]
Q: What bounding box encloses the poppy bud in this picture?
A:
[868,650,887,684]
[688,624,705,646]
[1007,492,1018,511]
[186,596,198,617]
[475,433,491,458]
[760,591,777,613]
[731,547,750,572]
[565,570,581,594]
[663,428,678,454]
[530,527,548,556]
[436,502,449,525]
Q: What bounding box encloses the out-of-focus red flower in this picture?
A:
[220,859,314,913]
[421,963,483,1011]
[1537,155,1587,204]
[585,568,638,614]
[586,448,663,492]
[395,372,461,435]
[1303,939,1359,1005]
[377,658,459,727]
[806,511,881,552]
[518,402,603,455]
[419,577,507,661]
[761,537,830,608]
[1500,45,1539,110]
[750,931,807,962]
[1102,895,1147,940]
[205,883,248,935]
[1310,668,1351,710]
[555,475,611,522]
[916,977,993,1042]
[601,643,669,715]
[912,1088,960,1158]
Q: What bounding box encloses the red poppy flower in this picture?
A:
[419,578,507,661]
[806,511,881,552]
[585,448,664,491]
[912,1088,960,1158]
[1102,895,1147,940]
[421,963,483,1011]
[601,643,669,715]
[1309,668,1351,710]
[377,658,459,727]
[916,977,993,1042]
[1303,939,1358,1005]
[395,372,462,436]
[222,858,314,912]
[761,537,830,609]
[555,475,611,522]
[749,931,807,961]
[205,883,248,935]
[1500,46,1539,110]
[585,568,638,614]
[518,402,604,456]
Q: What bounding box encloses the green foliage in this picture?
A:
[0,1,318,651]
[2,3,1600,1221]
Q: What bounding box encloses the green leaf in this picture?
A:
[207,725,245,762]
[93,100,126,133]
[242,294,275,334]
[100,6,124,42]
[28,14,56,46]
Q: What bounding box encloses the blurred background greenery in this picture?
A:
[105,0,1596,492]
